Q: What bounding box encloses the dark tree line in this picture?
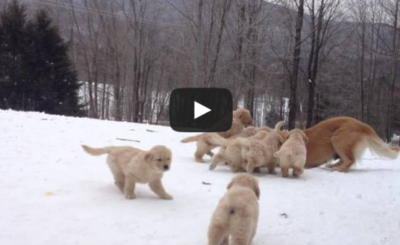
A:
[0,0,399,142]
[0,0,81,116]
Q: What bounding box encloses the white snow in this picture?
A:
[0,109,399,245]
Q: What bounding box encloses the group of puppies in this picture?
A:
[182,108,309,178]
[81,108,400,245]
[80,108,305,245]
[82,140,259,245]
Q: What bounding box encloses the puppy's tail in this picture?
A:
[274,121,285,131]
[366,130,399,159]
[82,145,111,156]
[208,133,228,146]
[181,134,202,143]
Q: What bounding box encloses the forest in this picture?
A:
[0,0,399,141]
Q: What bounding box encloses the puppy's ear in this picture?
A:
[144,152,154,162]
[238,111,243,119]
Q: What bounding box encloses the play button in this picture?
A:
[169,88,232,132]
[194,102,211,119]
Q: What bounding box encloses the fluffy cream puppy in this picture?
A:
[218,108,253,138]
[180,108,253,163]
[274,129,308,177]
[209,137,245,172]
[82,145,173,200]
[209,122,284,172]
[240,131,284,174]
[208,173,260,245]
[209,129,270,172]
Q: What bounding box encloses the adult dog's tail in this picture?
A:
[367,131,400,159]
[181,134,202,143]
[82,145,111,156]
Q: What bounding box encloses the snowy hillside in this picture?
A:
[0,110,399,245]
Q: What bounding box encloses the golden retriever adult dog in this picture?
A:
[278,117,400,172]
[181,108,253,163]
[82,145,173,200]
[274,129,308,177]
[207,173,260,245]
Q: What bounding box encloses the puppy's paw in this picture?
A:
[125,192,136,200]
[246,166,254,174]
[195,158,205,163]
[209,163,217,170]
[161,194,173,200]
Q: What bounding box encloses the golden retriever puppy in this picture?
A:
[209,122,285,172]
[218,108,253,138]
[208,173,260,245]
[277,117,400,172]
[82,145,173,200]
[181,109,254,163]
[274,129,308,177]
[209,129,271,172]
[240,131,284,174]
[209,137,245,173]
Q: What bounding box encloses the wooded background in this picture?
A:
[1,0,399,140]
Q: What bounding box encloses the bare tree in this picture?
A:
[288,0,305,129]
[305,0,342,127]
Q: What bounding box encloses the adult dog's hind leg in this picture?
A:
[330,134,358,172]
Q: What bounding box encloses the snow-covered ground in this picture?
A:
[0,110,399,245]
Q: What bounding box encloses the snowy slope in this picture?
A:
[0,110,399,245]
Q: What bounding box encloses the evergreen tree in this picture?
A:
[0,0,29,110]
[0,0,82,116]
[26,9,82,116]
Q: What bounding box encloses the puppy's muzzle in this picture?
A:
[164,165,170,171]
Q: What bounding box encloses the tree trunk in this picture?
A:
[387,0,399,140]
[288,0,305,129]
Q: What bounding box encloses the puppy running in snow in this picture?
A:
[207,173,260,245]
[274,129,308,177]
[239,130,284,174]
[82,145,173,200]
[180,108,253,163]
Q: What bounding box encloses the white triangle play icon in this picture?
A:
[194,101,211,119]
